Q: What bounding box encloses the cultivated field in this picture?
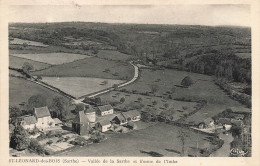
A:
[96,50,134,61]
[9,38,48,47]
[9,77,69,106]
[9,55,51,71]
[57,123,219,157]
[41,77,125,98]
[11,53,91,65]
[32,57,134,80]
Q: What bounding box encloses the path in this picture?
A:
[210,133,233,157]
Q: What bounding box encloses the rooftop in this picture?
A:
[34,106,51,118]
[98,104,113,112]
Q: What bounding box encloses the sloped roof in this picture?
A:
[98,104,113,112]
[218,118,232,125]
[98,118,112,126]
[113,113,126,122]
[122,110,141,119]
[53,118,62,124]
[22,115,37,125]
[204,117,214,125]
[34,106,51,118]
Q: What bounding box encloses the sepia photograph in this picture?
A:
[2,2,257,162]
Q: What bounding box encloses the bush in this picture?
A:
[46,140,53,145]
[28,139,45,155]
[10,125,30,151]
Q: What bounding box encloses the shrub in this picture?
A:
[120,97,125,103]
[46,140,53,145]
[28,139,45,155]
[10,125,30,151]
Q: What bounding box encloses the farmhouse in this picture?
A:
[97,104,114,116]
[20,115,37,131]
[34,106,55,130]
[72,111,90,135]
[112,113,127,125]
[218,118,232,131]
[198,117,214,129]
[122,110,141,122]
[113,110,141,125]
[53,118,62,126]
[95,117,112,132]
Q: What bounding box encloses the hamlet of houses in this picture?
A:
[18,103,141,135]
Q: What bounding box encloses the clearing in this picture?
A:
[9,55,51,71]
[41,77,125,99]
[32,57,134,80]
[11,53,91,65]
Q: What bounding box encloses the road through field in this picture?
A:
[73,61,139,104]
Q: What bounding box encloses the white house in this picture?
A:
[34,106,55,130]
[95,118,112,132]
[97,104,114,116]
[20,115,37,131]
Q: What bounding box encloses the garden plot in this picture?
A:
[11,53,91,65]
[41,77,125,98]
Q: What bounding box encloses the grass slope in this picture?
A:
[9,55,51,71]
[9,77,69,106]
[32,57,134,80]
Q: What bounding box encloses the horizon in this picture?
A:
[9,5,251,27]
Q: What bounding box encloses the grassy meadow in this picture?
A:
[11,53,90,65]
[41,77,125,98]
[32,57,134,80]
[9,55,51,71]
[9,77,70,106]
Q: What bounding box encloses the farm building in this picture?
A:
[121,110,141,122]
[95,118,112,132]
[53,118,62,126]
[218,118,232,131]
[97,104,114,116]
[20,115,37,131]
[72,111,90,135]
[34,106,55,130]
[112,110,141,125]
[198,117,215,129]
[112,113,128,125]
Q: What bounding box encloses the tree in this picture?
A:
[120,97,125,103]
[28,139,45,155]
[22,62,34,74]
[150,84,159,93]
[75,103,85,113]
[181,76,194,87]
[10,125,30,151]
[27,94,47,111]
[51,96,69,121]
[9,106,23,124]
[177,129,190,156]
[22,42,28,48]
[137,97,143,103]
[36,75,42,80]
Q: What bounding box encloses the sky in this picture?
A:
[9,5,251,26]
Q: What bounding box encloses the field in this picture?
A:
[118,68,245,125]
[9,77,69,106]
[9,55,51,71]
[10,38,48,47]
[100,91,197,121]
[96,50,135,61]
[11,53,91,65]
[235,53,251,59]
[57,123,219,157]
[41,77,125,98]
[32,57,134,80]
